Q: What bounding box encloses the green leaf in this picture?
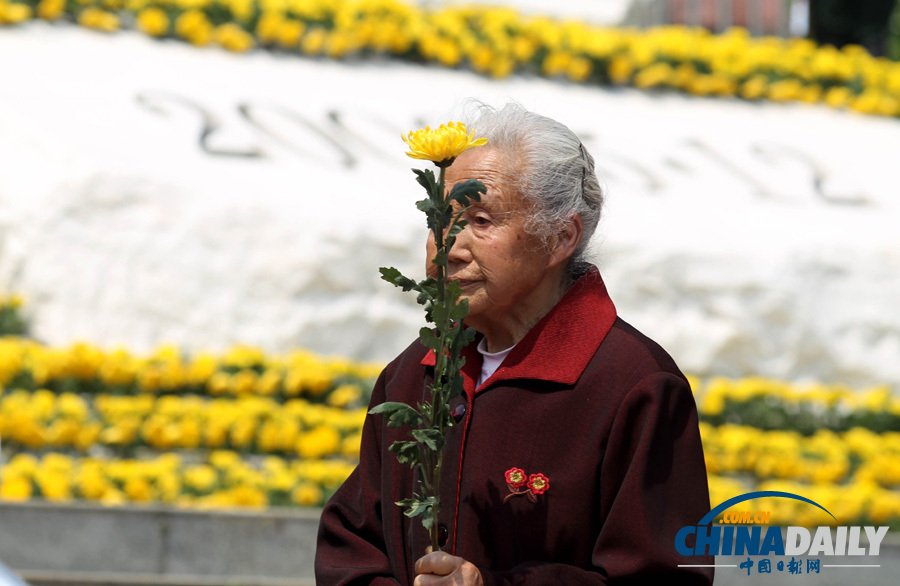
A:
[397,496,427,518]
[369,402,424,429]
[416,290,433,306]
[396,496,423,510]
[379,267,420,292]
[447,221,466,239]
[448,179,485,206]
[411,428,445,451]
[448,373,465,400]
[421,507,437,531]
[397,496,439,524]
[446,279,463,301]
[419,277,439,297]
[412,168,437,194]
[440,207,453,229]
[431,303,450,328]
[415,278,438,309]
[419,327,441,353]
[449,303,469,323]
[416,197,440,231]
[446,283,470,322]
[430,249,448,268]
[388,440,421,467]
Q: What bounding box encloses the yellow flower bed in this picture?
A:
[693,375,900,417]
[708,475,900,527]
[690,374,900,435]
[2,447,898,525]
[1,0,899,117]
[701,423,900,488]
[0,450,355,509]
[1,294,898,521]
[0,388,366,457]
[0,337,382,398]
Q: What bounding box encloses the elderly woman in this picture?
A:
[315,105,713,585]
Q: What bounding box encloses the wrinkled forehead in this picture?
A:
[445,147,531,212]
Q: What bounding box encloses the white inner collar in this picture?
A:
[476,337,515,388]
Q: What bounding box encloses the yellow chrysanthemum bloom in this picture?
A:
[402,122,487,167]
[78,7,120,33]
[137,7,169,38]
[327,383,362,408]
[608,55,634,84]
[277,20,305,49]
[0,475,32,501]
[291,482,323,507]
[175,10,213,47]
[214,23,255,53]
[256,11,284,45]
[37,0,64,21]
[296,425,341,459]
[1,2,33,24]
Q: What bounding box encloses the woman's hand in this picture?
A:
[414,550,485,586]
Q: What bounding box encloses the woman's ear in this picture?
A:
[547,215,583,269]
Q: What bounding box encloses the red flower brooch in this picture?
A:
[503,468,550,503]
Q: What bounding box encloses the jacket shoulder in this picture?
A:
[605,317,683,372]
[585,316,688,392]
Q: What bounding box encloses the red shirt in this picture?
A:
[316,268,714,585]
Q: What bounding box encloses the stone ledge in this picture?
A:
[0,502,321,583]
[17,570,314,586]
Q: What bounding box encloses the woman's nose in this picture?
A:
[446,223,473,264]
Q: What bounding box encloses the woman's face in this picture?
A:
[425,148,561,336]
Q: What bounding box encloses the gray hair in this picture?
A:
[461,103,603,281]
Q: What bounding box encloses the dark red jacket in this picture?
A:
[316,269,714,585]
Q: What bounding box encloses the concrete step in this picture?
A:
[0,502,320,584]
[18,570,313,586]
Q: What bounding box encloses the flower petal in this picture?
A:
[401,121,488,164]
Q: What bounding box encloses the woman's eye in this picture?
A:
[471,215,491,227]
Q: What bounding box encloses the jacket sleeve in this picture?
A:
[315,370,403,586]
[478,372,714,586]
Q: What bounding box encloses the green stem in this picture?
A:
[428,165,449,551]
[431,454,442,551]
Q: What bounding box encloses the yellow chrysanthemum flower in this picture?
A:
[1,2,33,24]
[214,23,255,53]
[37,0,64,21]
[78,7,120,33]
[0,475,33,501]
[137,7,169,38]
[402,122,487,166]
[291,482,323,506]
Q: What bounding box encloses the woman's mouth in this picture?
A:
[452,279,478,289]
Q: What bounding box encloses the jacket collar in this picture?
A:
[421,267,618,398]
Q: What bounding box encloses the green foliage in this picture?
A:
[418,327,441,353]
[370,163,486,550]
[388,440,421,467]
[701,396,900,435]
[368,401,424,429]
[397,494,440,530]
[889,0,900,60]
[0,299,28,336]
[447,178,484,206]
[379,267,419,292]
[411,428,445,451]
